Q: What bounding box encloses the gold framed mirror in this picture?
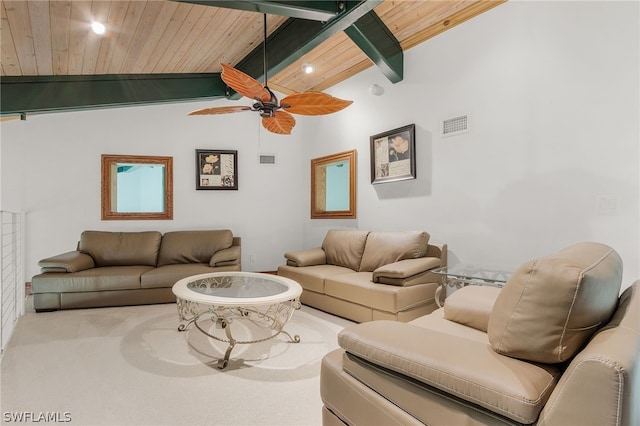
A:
[311,149,356,219]
[101,154,173,220]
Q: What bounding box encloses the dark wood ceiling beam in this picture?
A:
[344,11,403,83]
[230,0,384,96]
[172,0,345,21]
[0,74,225,116]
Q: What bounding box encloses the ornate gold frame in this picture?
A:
[310,149,356,219]
[101,154,173,220]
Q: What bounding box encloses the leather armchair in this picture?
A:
[321,242,639,425]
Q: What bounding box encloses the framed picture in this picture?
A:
[370,124,416,184]
[195,149,238,190]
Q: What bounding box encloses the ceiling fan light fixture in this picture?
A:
[91,21,106,35]
[302,63,314,74]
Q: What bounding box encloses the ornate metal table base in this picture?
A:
[176,298,301,369]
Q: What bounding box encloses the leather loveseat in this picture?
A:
[321,242,639,426]
[278,230,447,323]
[31,229,241,312]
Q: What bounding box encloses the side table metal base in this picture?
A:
[433,266,512,308]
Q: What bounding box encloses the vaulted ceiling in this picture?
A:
[0,0,505,117]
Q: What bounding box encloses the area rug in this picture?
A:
[0,302,354,425]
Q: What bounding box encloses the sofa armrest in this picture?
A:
[443,286,501,332]
[372,257,441,285]
[38,251,95,273]
[538,282,640,426]
[209,245,241,267]
[284,247,327,267]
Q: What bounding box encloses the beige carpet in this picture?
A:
[0,301,354,425]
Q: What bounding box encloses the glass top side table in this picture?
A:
[432,264,515,308]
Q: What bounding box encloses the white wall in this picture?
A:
[1,0,638,288]
[1,100,308,278]
[303,0,640,288]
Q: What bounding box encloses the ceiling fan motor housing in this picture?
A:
[254,87,280,117]
[256,105,276,118]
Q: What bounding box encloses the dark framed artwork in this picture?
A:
[370,124,416,184]
[195,149,238,190]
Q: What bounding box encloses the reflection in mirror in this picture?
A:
[311,150,356,219]
[325,160,349,210]
[101,154,173,220]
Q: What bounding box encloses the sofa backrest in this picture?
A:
[321,229,433,272]
[157,230,233,266]
[358,231,430,272]
[79,231,162,267]
[322,230,369,271]
[488,242,623,364]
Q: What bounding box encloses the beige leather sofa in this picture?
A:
[278,230,447,323]
[31,229,241,311]
[321,242,639,426]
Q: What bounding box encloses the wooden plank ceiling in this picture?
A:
[0,0,505,115]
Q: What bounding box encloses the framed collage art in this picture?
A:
[195,149,238,190]
[370,124,416,184]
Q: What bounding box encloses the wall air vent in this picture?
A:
[441,114,470,137]
[258,154,276,165]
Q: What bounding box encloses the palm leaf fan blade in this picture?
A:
[281,92,353,116]
[188,106,252,115]
[262,111,296,134]
[220,64,271,102]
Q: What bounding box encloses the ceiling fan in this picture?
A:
[188,14,353,135]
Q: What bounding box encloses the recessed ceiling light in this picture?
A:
[301,63,314,74]
[91,21,106,35]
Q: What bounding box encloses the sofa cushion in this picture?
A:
[322,230,369,271]
[444,286,502,332]
[359,231,430,272]
[488,242,623,363]
[31,265,152,292]
[157,230,233,266]
[79,231,161,267]
[339,321,561,424]
[410,308,490,344]
[141,264,224,289]
[324,272,434,313]
[278,264,353,293]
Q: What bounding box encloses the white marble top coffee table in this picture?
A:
[172,272,302,369]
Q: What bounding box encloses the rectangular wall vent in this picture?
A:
[441,114,470,137]
[258,154,276,165]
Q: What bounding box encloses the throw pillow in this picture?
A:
[488,242,622,363]
[359,231,430,272]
